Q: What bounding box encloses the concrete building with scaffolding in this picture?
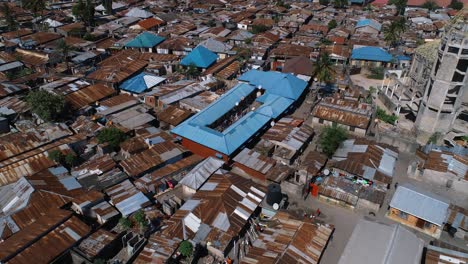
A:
[415,23,468,137]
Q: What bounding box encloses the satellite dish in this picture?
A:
[235,102,239,106]
[270,121,275,126]
[273,203,279,210]
[323,169,330,176]
[258,85,262,89]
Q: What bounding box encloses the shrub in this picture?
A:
[319,125,348,157]
[376,107,398,125]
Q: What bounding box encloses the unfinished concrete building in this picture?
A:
[415,23,468,138]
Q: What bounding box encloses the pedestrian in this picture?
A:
[316,208,321,217]
[394,182,399,189]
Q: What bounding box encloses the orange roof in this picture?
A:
[137,17,165,30]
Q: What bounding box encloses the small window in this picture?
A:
[424,221,432,229]
[319,118,324,124]
[399,211,408,220]
[452,72,465,82]
[448,46,459,54]
[350,126,355,132]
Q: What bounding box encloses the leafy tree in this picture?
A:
[72,0,95,26]
[449,0,463,10]
[427,132,442,144]
[368,67,384,79]
[65,153,78,167]
[119,217,132,229]
[250,25,270,34]
[383,18,406,47]
[333,0,348,8]
[1,3,18,31]
[422,0,439,10]
[26,90,65,121]
[389,0,407,15]
[313,52,335,84]
[206,19,216,27]
[319,0,330,5]
[48,149,64,163]
[21,0,46,30]
[179,240,193,258]
[185,63,201,78]
[83,32,96,41]
[56,39,74,72]
[319,125,348,157]
[133,210,147,228]
[96,127,127,149]
[245,38,252,44]
[328,19,338,31]
[376,107,398,124]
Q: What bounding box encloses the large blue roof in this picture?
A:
[180,46,218,68]
[171,70,307,155]
[125,32,165,48]
[356,19,382,31]
[238,70,307,100]
[351,46,393,62]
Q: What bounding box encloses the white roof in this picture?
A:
[125,7,153,18]
[143,75,166,88]
[179,157,224,190]
[339,219,424,264]
[390,184,449,226]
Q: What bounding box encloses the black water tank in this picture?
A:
[266,183,283,206]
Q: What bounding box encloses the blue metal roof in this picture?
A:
[351,46,393,62]
[125,32,165,48]
[356,19,382,31]
[119,72,165,94]
[238,70,307,100]
[180,46,218,68]
[171,70,307,155]
[397,55,411,61]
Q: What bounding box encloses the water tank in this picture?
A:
[266,183,283,206]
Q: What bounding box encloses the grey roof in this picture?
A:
[339,219,424,264]
[179,157,224,190]
[390,184,449,226]
[0,61,24,72]
[197,38,232,53]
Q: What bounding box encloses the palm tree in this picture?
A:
[1,3,18,31]
[313,52,335,84]
[56,39,73,72]
[383,18,407,47]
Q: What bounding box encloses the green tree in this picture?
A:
[422,0,439,10]
[427,132,442,144]
[245,38,252,44]
[313,52,335,84]
[383,18,406,47]
[119,217,132,229]
[65,153,78,167]
[250,25,270,34]
[96,127,127,149]
[186,63,201,78]
[319,0,330,5]
[179,240,193,258]
[72,0,95,26]
[21,0,46,30]
[333,0,348,8]
[328,19,338,31]
[1,3,18,31]
[56,39,74,72]
[134,210,147,228]
[48,149,64,163]
[389,0,407,15]
[376,107,398,124]
[449,0,463,10]
[26,90,65,121]
[319,125,348,157]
